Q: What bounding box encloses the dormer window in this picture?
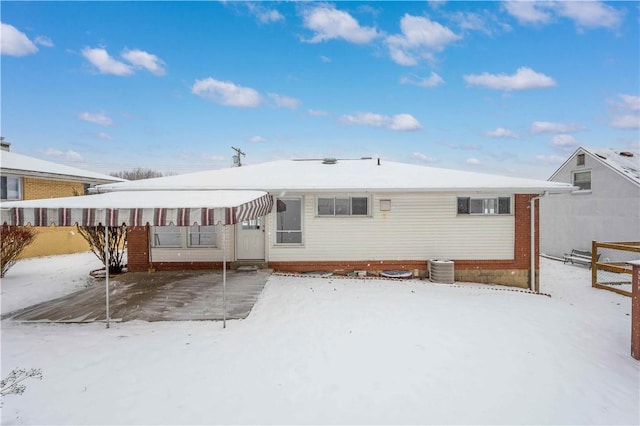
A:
[576,153,585,166]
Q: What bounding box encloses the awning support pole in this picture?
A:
[105,225,110,329]
[223,225,227,329]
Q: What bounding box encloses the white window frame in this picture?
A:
[1,176,21,200]
[572,170,591,192]
[457,196,512,215]
[316,196,370,217]
[152,225,217,248]
[275,197,303,245]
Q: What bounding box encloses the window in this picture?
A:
[153,226,182,247]
[457,197,511,215]
[576,153,585,166]
[188,225,216,247]
[1,176,21,200]
[153,225,217,248]
[317,196,369,216]
[573,171,591,191]
[276,198,302,244]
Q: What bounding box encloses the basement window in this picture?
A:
[457,197,511,215]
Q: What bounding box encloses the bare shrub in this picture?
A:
[0,225,36,278]
[76,225,127,274]
[0,368,42,398]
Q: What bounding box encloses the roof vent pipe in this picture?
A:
[377,158,381,166]
[322,158,337,165]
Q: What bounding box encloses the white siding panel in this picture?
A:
[268,193,514,261]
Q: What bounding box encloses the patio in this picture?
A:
[2,268,272,323]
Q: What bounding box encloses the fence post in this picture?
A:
[591,240,598,289]
[629,261,640,360]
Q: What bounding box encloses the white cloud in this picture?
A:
[78,111,113,126]
[503,1,622,31]
[535,154,566,164]
[412,152,437,163]
[464,67,556,91]
[400,72,445,88]
[389,114,423,131]
[96,132,113,141]
[556,1,622,30]
[82,47,133,76]
[249,136,267,143]
[320,55,331,63]
[530,121,582,134]
[201,154,226,163]
[121,49,166,76]
[268,93,301,109]
[42,148,84,162]
[34,36,54,48]
[551,134,578,147]
[466,158,481,165]
[340,112,422,131]
[486,127,519,139]
[191,78,262,108]
[246,3,285,24]
[386,14,460,66]
[450,11,512,36]
[503,1,555,26]
[1,23,38,56]
[308,109,330,117]
[302,5,379,44]
[609,94,640,129]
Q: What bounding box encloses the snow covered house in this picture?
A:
[540,147,640,258]
[0,141,124,257]
[92,158,574,289]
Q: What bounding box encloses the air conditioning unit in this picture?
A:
[429,259,454,284]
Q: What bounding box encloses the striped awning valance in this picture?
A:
[1,190,274,227]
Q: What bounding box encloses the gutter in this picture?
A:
[531,192,548,292]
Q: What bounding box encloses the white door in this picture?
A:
[236,218,265,260]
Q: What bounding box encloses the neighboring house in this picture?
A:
[0,140,124,257]
[94,158,574,289]
[540,147,640,257]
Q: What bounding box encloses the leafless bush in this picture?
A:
[0,225,36,278]
[76,225,127,274]
[0,368,42,397]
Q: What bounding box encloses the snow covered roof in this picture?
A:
[583,147,640,186]
[95,158,575,194]
[0,150,125,184]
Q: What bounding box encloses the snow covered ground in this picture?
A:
[1,254,638,425]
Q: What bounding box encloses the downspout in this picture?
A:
[530,192,548,292]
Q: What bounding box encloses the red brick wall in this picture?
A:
[127,226,150,272]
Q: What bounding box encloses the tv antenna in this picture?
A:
[232,146,245,167]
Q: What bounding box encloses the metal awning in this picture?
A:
[0,190,274,226]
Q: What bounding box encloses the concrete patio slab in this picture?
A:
[2,269,272,323]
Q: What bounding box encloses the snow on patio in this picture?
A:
[1,255,638,425]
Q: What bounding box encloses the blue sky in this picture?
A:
[2,1,638,179]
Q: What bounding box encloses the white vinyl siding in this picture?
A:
[268,192,514,262]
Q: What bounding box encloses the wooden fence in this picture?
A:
[592,241,640,297]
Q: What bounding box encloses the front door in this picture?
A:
[236,218,265,260]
